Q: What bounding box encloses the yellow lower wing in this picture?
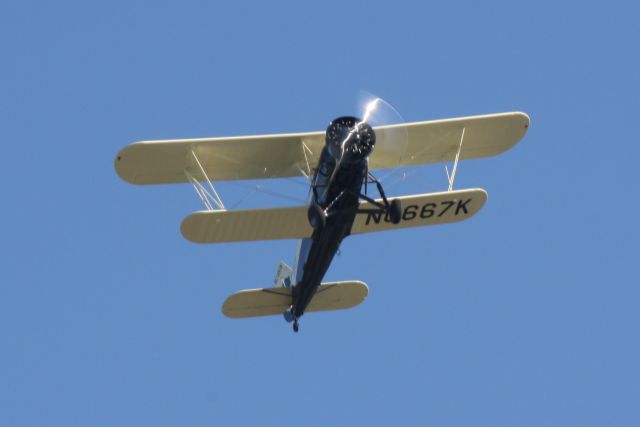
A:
[181,188,487,244]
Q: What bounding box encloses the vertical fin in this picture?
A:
[274,261,293,288]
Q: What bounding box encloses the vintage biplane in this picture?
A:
[115,101,529,332]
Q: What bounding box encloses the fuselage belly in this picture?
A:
[291,150,367,318]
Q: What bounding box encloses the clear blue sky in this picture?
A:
[2,1,639,426]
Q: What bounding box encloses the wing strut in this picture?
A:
[185,149,226,211]
[445,127,465,192]
[299,141,314,180]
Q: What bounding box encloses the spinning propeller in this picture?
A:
[322,93,408,197]
[355,92,408,167]
[324,93,408,165]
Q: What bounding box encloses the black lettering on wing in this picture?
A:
[438,201,455,217]
[403,205,418,221]
[366,211,383,225]
[420,203,436,219]
[455,199,471,215]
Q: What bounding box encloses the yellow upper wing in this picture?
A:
[115,112,529,184]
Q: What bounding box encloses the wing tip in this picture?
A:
[180,212,212,244]
[114,145,146,185]
[493,111,530,155]
[513,111,531,130]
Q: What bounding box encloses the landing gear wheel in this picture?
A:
[307,204,326,230]
[293,319,299,333]
[389,199,402,224]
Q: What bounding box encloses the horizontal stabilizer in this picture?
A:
[222,281,368,318]
[115,112,529,184]
[181,188,487,243]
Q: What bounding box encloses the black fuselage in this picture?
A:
[291,134,369,318]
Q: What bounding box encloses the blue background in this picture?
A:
[2,1,639,425]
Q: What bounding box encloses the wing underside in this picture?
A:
[181,188,487,244]
[115,112,529,184]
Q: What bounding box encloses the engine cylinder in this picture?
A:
[325,116,376,163]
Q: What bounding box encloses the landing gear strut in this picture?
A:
[357,172,402,224]
[293,319,299,333]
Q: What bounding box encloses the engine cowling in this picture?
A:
[325,116,376,163]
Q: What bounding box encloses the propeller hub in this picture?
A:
[325,116,376,163]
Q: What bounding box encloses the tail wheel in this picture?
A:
[389,199,402,224]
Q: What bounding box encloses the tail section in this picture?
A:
[222,281,368,319]
[274,261,293,288]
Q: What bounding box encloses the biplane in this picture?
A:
[115,102,529,332]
